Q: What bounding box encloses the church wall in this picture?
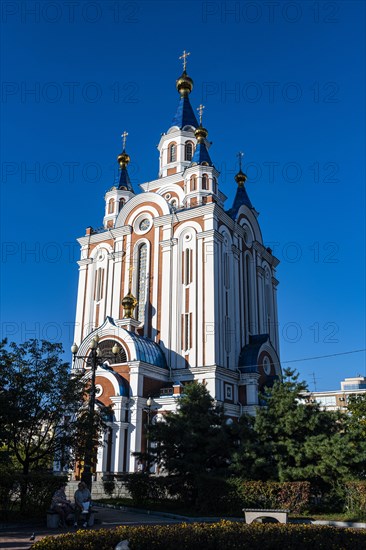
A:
[71,64,283,476]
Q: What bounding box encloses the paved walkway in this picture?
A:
[0,507,183,550]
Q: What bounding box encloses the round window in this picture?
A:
[139,219,151,231]
[263,356,271,375]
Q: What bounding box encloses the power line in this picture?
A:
[282,348,366,365]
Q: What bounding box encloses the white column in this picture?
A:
[196,236,204,367]
[74,257,90,345]
[244,374,260,406]
[203,234,218,367]
[232,245,240,369]
[151,226,160,341]
[159,236,175,367]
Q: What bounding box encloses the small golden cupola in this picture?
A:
[190,104,213,166]
[117,131,134,192]
[228,152,254,219]
[103,131,135,229]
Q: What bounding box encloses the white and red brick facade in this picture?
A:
[72,67,282,476]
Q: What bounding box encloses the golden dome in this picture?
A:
[176,71,193,96]
[121,292,137,319]
[117,151,130,169]
[235,170,247,188]
[194,125,208,143]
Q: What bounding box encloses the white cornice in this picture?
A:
[139,173,184,191]
[77,226,132,246]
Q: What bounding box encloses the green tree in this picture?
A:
[0,339,84,475]
[145,382,237,479]
[231,369,365,486]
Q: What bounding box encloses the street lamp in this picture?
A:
[71,337,120,492]
[144,396,154,473]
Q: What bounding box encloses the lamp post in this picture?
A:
[144,396,153,473]
[71,337,120,493]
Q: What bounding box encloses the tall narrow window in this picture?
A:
[182,313,191,351]
[225,315,231,353]
[136,244,148,323]
[108,199,114,214]
[169,143,177,163]
[190,175,196,191]
[185,142,193,161]
[119,198,125,212]
[202,174,209,190]
[223,252,230,289]
[265,269,272,335]
[94,268,105,302]
[182,249,192,285]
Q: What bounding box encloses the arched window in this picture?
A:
[190,175,196,191]
[97,339,127,364]
[202,174,209,190]
[168,142,177,163]
[108,199,114,214]
[185,142,193,161]
[182,248,192,285]
[94,268,105,302]
[136,244,148,323]
[223,252,230,289]
[265,268,273,334]
[119,198,125,212]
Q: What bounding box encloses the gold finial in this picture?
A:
[179,50,190,72]
[176,51,193,96]
[197,104,205,126]
[117,131,130,169]
[194,106,208,143]
[237,151,244,171]
[235,151,247,188]
[121,292,137,318]
[121,260,137,318]
[121,130,128,151]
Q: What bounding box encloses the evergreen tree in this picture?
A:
[231,369,365,485]
[146,382,236,478]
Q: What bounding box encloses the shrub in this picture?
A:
[345,481,366,519]
[32,521,366,550]
[0,471,67,518]
[237,480,311,513]
[102,479,116,498]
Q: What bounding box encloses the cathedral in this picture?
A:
[71,54,281,476]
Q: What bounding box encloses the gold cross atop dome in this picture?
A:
[237,151,244,171]
[121,131,128,151]
[197,104,205,125]
[179,50,190,72]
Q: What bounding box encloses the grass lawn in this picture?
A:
[93,497,365,522]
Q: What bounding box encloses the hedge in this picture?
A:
[122,474,311,514]
[32,521,366,550]
[0,471,68,518]
[345,481,366,519]
[234,480,311,513]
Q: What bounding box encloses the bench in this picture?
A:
[46,509,98,528]
[81,509,98,527]
[46,510,61,529]
[243,508,290,524]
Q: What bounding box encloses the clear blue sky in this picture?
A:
[1,0,365,391]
